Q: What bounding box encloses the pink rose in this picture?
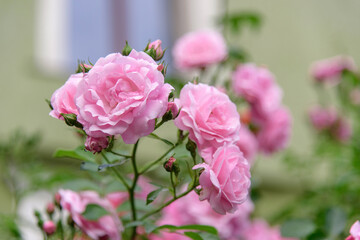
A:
[235,126,258,164]
[59,189,123,240]
[254,106,291,154]
[242,219,298,240]
[308,106,337,131]
[85,136,109,153]
[232,63,283,118]
[174,83,241,159]
[346,221,360,240]
[193,144,251,214]
[148,39,164,61]
[49,73,83,119]
[310,56,357,85]
[332,117,352,143]
[172,30,227,69]
[75,50,173,144]
[153,191,253,240]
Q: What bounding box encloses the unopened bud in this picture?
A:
[76,62,92,74]
[164,156,180,176]
[60,113,83,129]
[46,202,55,215]
[122,41,132,56]
[166,102,179,119]
[164,156,176,172]
[148,40,165,61]
[85,136,109,154]
[157,64,164,72]
[54,192,61,206]
[43,221,56,235]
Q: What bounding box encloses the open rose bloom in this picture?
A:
[75,50,173,144]
[193,144,251,214]
[174,83,241,159]
[49,73,83,119]
[59,189,123,240]
[173,30,227,69]
[310,55,357,85]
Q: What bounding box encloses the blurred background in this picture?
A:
[1,0,360,229]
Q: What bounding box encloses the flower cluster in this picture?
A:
[310,55,357,85]
[308,105,352,142]
[231,63,291,155]
[46,29,294,239]
[307,55,357,144]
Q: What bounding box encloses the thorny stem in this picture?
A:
[130,140,140,240]
[155,119,166,130]
[170,171,176,198]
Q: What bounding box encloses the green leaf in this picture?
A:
[221,11,262,34]
[197,232,220,240]
[325,208,346,236]
[146,188,165,205]
[105,181,128,193]
[54,146,95,162]
[153,224,218,235]
[80,161,99,172]
[82,204,109,221]
[144,221,158,234]
[281,219,316,238]
[184,232,204,240]
[124,221,145,229]
[148,133,174,146]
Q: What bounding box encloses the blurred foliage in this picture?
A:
[271,69,360,239]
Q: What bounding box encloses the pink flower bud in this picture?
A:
[43,221,56,235]
[54,192,61,205]
[82,64,92,69]
[167,102,179,119]
[149,39,164,61]
[157,64,164,72]
[164,156,176,172]
[46,202,55,215]
[85,136,109,153]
